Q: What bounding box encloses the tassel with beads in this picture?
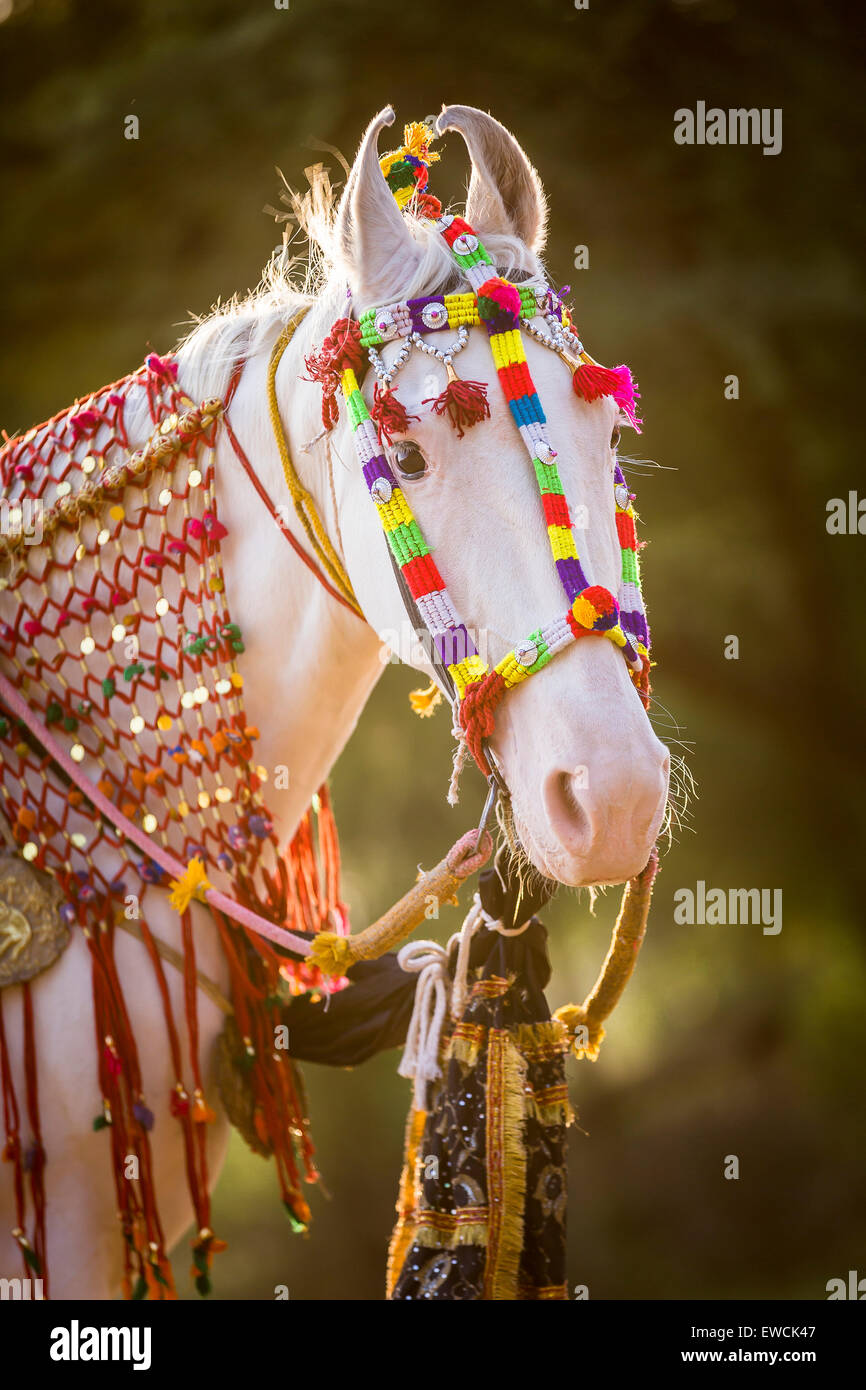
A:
[424,364,490,439]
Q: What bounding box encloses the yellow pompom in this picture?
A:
[408,680,443,718]
[308,932,357,977]
[380,122,440,189]
[402,121,440,163]
[553,1002,605,1062]
[571,596,597,630]
[168,857,212,914]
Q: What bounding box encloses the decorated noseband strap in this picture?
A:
[309,204,651,777]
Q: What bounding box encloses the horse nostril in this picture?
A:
[559,770,583,822]
[550,770,592,852]
[544,748,668,868]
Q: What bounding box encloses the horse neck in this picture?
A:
[204,312,383,847]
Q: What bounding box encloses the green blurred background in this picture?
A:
[1,0,863,1300]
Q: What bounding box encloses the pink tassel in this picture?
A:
[572,362,642,432]
[371,383,419,446]
[423,376,490,439]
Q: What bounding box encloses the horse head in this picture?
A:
[310,105,670,889]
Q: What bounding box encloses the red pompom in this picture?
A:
[371,384,420,446]
[423,377,490,439]
[415,192,442,220]
[579,584,619,630]
[303,318,366,431]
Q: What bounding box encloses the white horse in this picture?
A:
[0,105,669,1298]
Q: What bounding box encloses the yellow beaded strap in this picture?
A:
[267,315,363,615]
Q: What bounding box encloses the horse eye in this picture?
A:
[610,424,621,452]
[393,442,428,480]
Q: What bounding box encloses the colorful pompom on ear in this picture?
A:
[379,121,440,211]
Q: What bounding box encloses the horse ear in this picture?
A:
[434,105,548,253]
[334,106,423,309]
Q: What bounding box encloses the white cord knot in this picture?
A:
[396,940,450,1111]
[397,895,533,1108]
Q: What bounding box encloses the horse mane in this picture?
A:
[175,162,547,405]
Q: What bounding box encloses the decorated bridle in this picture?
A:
[304,123,652,804]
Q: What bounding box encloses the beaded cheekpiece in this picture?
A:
[0,356,347,1297]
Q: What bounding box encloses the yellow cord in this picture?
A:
[267,315,363,615]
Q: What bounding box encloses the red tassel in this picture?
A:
[572,362,641,432]
[371,383,420,445]
[423,374,490,439]
[303,319,366,432]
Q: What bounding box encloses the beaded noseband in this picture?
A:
[308,207,652,783]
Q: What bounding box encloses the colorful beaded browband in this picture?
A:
[306,130,651,778]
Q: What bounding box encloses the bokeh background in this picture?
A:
[1,0,863,1300]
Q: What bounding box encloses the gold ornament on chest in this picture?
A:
[0,850,69,989]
